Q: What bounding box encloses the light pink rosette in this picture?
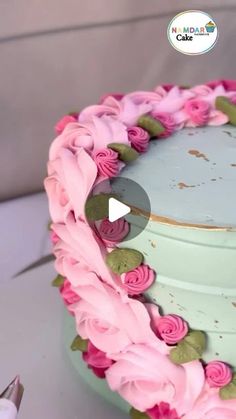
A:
[151,112,179,137]
[52,213,115,287]
[79,95,151,126]
[66,267,163,355]
[205,361,232,388]
[147,402,180,419]
[59,278,81,314]
[94,148,120,178]
[97,218,129,246]
[126,89,165,105]
[106,343,205,414]
[55,114,77,134]
[45,147,97,222]
[184,385,236,419]
[127,127,150,152]
[50,122,95,158]
[82,341,113,379]
[184,99,210,127]
[50,116,129,159]
[121,264,155,296]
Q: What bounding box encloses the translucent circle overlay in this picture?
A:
[86,177,151,242]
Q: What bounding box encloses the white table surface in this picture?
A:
[0,192,125,419]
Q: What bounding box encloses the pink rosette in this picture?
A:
[125,90,164,106]
[94,148,120,178]
[82,341,113,379]
[147,402,180,419]
[106,343,205,414]
[205,361,232,388]
[97,218,129,245]
[184,99,210,127]
[184,385,236,419]
[50,116,129,159]
[66,266,163,355]
[59,279,81,314]
[45,148,97,222]
[55,114,77,134]
[79,95,152,126]
[121,264,155,296]
[151,112,178,138]
[156,314,188,345]
[127,127,150,152]
[51,122,95,157]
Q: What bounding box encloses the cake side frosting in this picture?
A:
[45,80,236,418]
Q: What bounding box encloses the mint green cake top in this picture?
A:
[119,125,236,227]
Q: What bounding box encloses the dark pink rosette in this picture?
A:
[205,361,233,388]
[122,264,155,296]
[127,126,150,152]
[156,314,188,345]
[94,148,120,178]
[60,279,81,314]
[207,79,236,91]
[98,218,129,246]
[147,402,180,419]
[162,84,175,92]
[151,112,178,138]
[184,99,210,126]
[55,114,77,134]
[82,341,113,379]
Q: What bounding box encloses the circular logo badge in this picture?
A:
[167,10,218,55]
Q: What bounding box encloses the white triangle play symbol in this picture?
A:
[108,198,131,222]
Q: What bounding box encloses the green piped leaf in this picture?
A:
[85,193,117,221]
[51,274,65,287]
[138,115,165,137]
[47,220,52,230]
[106,248,143,274]
[215,96,236,125]
[70,335,88,352]
[169,331,206,364]
[130,408,149,419]
[108,143,139,162]
[220,373,236,400]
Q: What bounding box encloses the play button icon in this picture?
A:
[108,198,131,222]
[85,177,151,242]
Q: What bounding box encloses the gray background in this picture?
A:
[0,0,236,200]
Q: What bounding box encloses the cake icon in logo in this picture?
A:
[205,21,216,33]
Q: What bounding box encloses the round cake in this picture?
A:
[45,80,236,418]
